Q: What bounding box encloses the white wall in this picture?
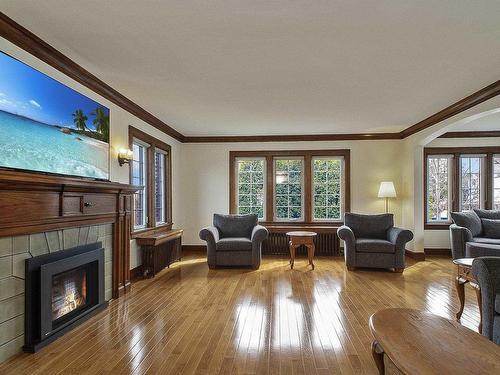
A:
[179,140,404,245]
[0,38,182,269]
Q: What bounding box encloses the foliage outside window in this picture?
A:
[460,156,484,211]
[313,158,342,220]
[236,158,265,219]
[132,142,148,229]
[495,156,500,210]
[274,158,303,220]
[426,156,451,222]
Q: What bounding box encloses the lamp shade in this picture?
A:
[378,181,396,198]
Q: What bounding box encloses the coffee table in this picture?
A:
[286,231,317,269]
[369,308,500,375]
[453,257,482,332]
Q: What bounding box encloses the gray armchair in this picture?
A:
[199,214,268,269]
[338,213,413,272]
[472,257,500,344]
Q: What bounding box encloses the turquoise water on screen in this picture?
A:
[0,110,108,179]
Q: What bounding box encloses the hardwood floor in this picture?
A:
[0,253,480,374]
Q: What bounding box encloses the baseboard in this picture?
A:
[182,245,206,253]
[130,265,143,280]
[424,248,451,257]
[405,249,425,261]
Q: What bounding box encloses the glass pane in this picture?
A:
[494,156,500,210]
[426,157,450,222]
[236,159,265,219]
[275,159,303,220]
[313,158,342,220]
[460,157,483,211]
[154,151,166,224]
[132,143,147,228]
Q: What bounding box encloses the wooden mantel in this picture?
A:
[0,169,140,298]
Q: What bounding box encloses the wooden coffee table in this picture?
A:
[453,257,482,332]
[369,308,500,375]
[286,231,317,269]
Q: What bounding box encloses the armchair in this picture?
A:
[199,214,268,269]
[472,257,500,344]
[338,213,413,272]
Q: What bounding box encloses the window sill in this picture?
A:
[424,222,452,230]
[131,223,173,238]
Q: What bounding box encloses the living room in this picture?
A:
[0,2,500,374]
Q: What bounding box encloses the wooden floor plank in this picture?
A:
[0,254,481,375]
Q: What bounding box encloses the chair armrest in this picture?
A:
[199,226,219,243]
[450,224,473,260]
[251,225,268,243]
[337,225,355,245]
[472,257,500,339]
[387,227,413,250]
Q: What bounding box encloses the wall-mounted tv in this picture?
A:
[0,51,109,180]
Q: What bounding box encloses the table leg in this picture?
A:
[455,276,466,320]
[371,340,384,375]
[474,284,482,334]
[308,243,315,270]
[289,241,295,269]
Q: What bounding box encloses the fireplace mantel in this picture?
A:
[0,169,140,298]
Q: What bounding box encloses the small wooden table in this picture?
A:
[286,231,317,269]
[453,257,482,332]
[369,308,500,375]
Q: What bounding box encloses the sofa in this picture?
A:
[338,213,413,272]
[199,214,268,269]
[450,209,500,259]
[472,257,500,344]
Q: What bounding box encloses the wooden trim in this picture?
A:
[424,223,451,230]
[424,248,451,257]
[2,13,498,144]
[0,12,184,142]
[405,249,425,261]
[129,126,173,232]
[229,150,350,224]
[130,265,142,281]
[182,245,206,253]
[439,131,500,138]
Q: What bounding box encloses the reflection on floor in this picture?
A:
[0,252,479,375]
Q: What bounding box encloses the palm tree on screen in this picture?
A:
[72,109,88,131]
[91,107,109,140]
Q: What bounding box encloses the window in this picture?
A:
[494,156,500,210]
[313,158,343,220]
[426,156,452,222]
[459,156,485,210]
[129,126,172,233]
[274,158,304,221]
[132,141,148,229]
[424,147,500,228]
[230,150,350,223]
[236,158,265,219]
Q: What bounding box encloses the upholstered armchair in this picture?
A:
[338,213,413,272]
[472,257,500,345]
[199,214,268,269]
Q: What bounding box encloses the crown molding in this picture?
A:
[438,130,500,138]
[1,12,499,144]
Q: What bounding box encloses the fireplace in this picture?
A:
[24,242,108,352]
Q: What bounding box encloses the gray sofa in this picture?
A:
[450,209,500,259]
[199,214,268,269]
[338,213,413,272]
[472,257,500,345]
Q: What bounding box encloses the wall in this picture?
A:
[0,37,183,269]
[179,140,404,245]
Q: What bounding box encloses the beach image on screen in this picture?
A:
[0,52,109,179]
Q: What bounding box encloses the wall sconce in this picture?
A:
[118,148,133,166]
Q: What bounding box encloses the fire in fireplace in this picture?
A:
[52,267,88,321]
[24,242,107,352]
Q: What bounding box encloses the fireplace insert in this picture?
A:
[24,242,107,352]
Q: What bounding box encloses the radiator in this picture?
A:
[262,229,341,256]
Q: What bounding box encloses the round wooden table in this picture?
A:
[369,308,500,375]
[286,231,317,269]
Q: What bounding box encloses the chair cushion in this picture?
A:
[481,219,500,239]
[474,209,500,220]
[471,237,500,245]
[451,211,482,237]
[345,213,393,239]
[213,214,257,238]
[216,237,252,251]
[355,238,395,254]
[496,294,500,315]
[466,242,500,257]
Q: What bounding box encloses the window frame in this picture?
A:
[424,147,500,230]
[154,148,168,225]
[494,154,500,211]
[273,156,305,222]
[129,126,172,235]
[229,149,350,225]
[235,157,267,219]
[425,154,453,224]
[312,156,345,222]
[131,138,150,230]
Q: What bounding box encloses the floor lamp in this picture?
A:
[378,181,396,213]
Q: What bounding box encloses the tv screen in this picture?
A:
[0,51,110,180]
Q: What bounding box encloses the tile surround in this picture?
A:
[0,224,113,363]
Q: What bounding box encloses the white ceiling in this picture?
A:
[2,1,500,136]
